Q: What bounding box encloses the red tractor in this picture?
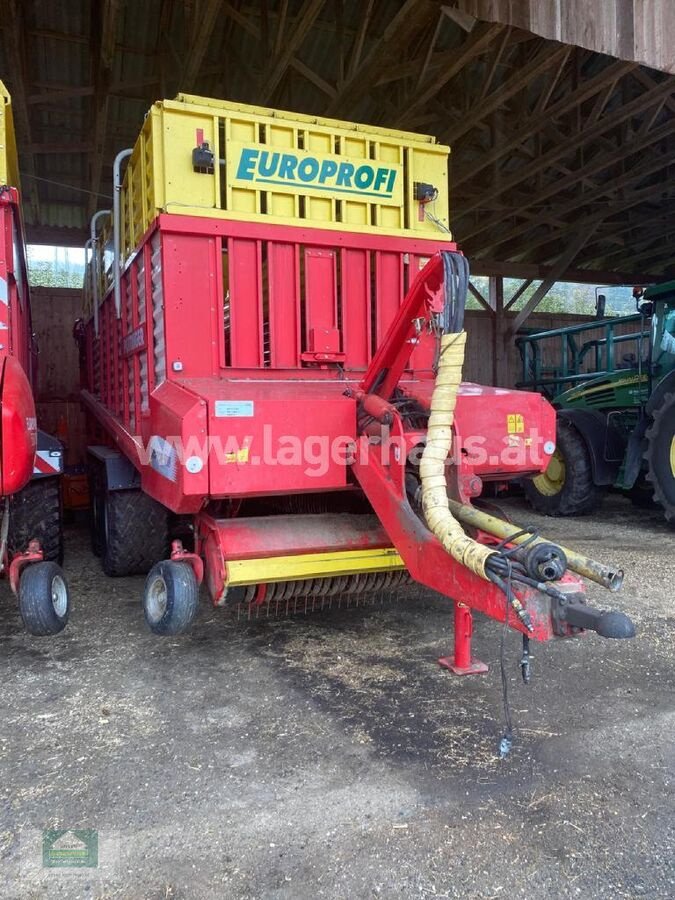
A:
[0,82,70,635]
[78,94,632,748]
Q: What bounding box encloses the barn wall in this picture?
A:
[456,0,675,74]
[30,286,86,465]
[463,309,642,387]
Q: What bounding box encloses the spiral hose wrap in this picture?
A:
[419,260,497,581]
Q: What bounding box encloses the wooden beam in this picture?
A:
[394,21,505,126]
[289,57,337,98]
[470,260,657,286]
[26,142,93,154]
[509,224,599,334]
[453,58,636,191]
[443,41,571,145]
[274,0,289,55]
[347,0,376,80]
[88,0,120,218]
[504,279,533,311]
[459,118,675,255]
[28,29,89,44]
[25,224,89,246]
[483,182,675,264]
[260,0,325,102]
[326,0,435,118]
[182,0,221,89]
[465,148,674,255]
[27,86,96,104]
[2,0,40,221]
[490,276,509,386]
[478,25,511,101]
[468,280,492,312]
[457,73,675,220]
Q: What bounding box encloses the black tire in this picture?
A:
[524,418,605,516]
[102,489,170,577]
[18,561,70,636]
[645,391,675,525]
[8,477,63,565]
[143,560,199,635]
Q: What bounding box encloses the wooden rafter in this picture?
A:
[181,0,221,89]
[443,40,571,144]
[393,21,505,126]
[2,0,40,221]
[88,0,120,218]
[454,58,636,191]
[260,0,325,103]
[326,0,436,118]
[465,148,674,256]
[457,73,675,221]
[509,223,599,333]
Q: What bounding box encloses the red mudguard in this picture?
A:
[0,355,37,496]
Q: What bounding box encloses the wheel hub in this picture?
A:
[146,575,168,622]
[50,574,68,618]
[533,449,566,496]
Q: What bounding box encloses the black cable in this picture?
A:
[491,526,539,557]
[498,562,514,759]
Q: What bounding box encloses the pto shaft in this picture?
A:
[446,499,624,592]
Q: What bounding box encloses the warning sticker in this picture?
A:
[214,400,254,418]
[507,413,524,434]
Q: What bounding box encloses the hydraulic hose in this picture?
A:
[419,253,497,581]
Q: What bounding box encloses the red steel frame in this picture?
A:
[0,188,39,502]
[83,211,584,668]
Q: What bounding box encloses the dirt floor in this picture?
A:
[0,494,673,899]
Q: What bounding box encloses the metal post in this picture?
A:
[90,209,111,337]
[438,602,489,676]
[113,149,133,319]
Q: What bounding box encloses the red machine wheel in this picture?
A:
[18,562,70,636]
[143,560,199,635]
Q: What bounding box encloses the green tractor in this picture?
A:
[516,280,675,524]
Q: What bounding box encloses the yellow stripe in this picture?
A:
[570,373,647,399]
[227,548,405,586]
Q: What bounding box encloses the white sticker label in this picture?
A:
[215,400,254,418]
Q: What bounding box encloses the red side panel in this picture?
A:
[268,242,300,367]
[228,237,263,368]
[341,248,371,368]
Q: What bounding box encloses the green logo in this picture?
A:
[42,829,98,868]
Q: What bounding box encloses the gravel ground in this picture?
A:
[0,494,673,899]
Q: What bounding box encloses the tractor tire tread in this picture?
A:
[524,419,605,517]
[644,391,675,525]
[103,490,169,577]
[8,477,63,565]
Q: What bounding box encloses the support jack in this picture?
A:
[438,602,488,676]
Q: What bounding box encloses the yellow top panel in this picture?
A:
[0,81,20,190]
[120,94,452,256]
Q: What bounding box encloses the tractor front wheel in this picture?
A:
[18,562,70,636]
[524,419,605,516]
[645,391,675,526]
[143,560,199,635]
